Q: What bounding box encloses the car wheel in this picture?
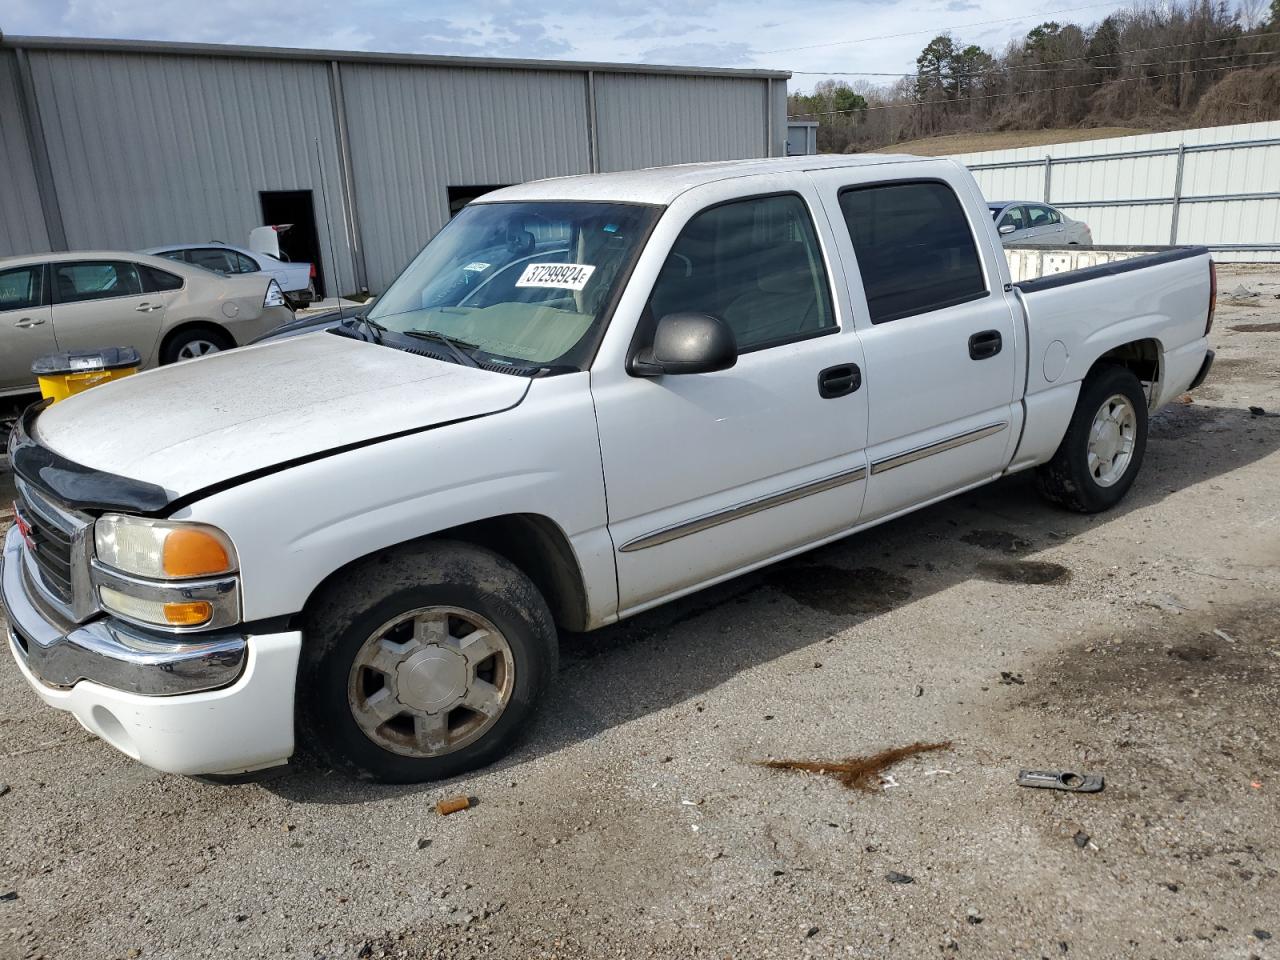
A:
[299,540,558,783]
[1035,364,1148,513]
[161,326,233,364]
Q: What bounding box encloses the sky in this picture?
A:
[2,0,1146,92]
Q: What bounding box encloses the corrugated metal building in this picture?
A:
[0,36,790,293]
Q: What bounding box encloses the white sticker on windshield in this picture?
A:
[515,262,596,291]
[462,261,490,272]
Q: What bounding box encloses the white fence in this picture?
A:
[952,121,1280,262]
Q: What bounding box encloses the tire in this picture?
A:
[1035,364,1148,513]
[298,540,558,783]
[161,325,233,364]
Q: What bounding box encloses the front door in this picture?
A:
[50,260,168,363]
[0,264,55,392]
[810,172,1020,522]
[590,183,870,615]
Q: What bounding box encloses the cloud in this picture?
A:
[615,21,697,41]
[945,0,981,9]
[640,40,756,66]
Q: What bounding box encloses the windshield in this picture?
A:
[369,201,659,371]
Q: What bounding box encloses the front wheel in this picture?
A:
[299,540,558,782]
[1034,364,1148,513]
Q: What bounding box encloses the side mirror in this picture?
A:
[998,223,1017,235]
[632,312,737,376]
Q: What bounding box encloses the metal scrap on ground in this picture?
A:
[758,741,953,792]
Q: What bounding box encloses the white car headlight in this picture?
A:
[92,516,240,630]
[95,515,237,579]
[264,279,286,308]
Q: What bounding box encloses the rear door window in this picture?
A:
[1027,205,1060,227]
[0,265,44,311]
[186,248,237,274]
[648,193,835,352]
[838,181,987,324]
[53,261,144,303]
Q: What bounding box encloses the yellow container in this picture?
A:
[32,347,141,403]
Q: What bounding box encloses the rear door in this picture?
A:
[0,263,56,391]
[50,260,169,362]
[808,167,1020,522]
[1022,204,1065,245]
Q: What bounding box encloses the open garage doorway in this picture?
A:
[259,190,326,298]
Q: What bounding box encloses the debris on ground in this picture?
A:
[1073,830,1090,848]
[758,741,952,792]
[966,908,983,925]
[1212,628,1237,642]
[999,671,1025,685]
[0,783,9,797]
[437,796,473,816]
[0,892,17,902]
[416,837,432,849]
[1016,770,1104,793]
[885,871,915,884]
[1249,406,1280,417]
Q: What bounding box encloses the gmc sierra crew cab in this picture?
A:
[2,154,1216,782]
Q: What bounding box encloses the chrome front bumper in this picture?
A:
[2,526,246,696]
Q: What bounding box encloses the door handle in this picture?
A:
[968,330,1002,360]
[135,302,162,312]
[817,363,862,399]
[14,317,46,328]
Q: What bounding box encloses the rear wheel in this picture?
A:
[299,540,558,782]
[161,326,232,364]
[1035,364,1148,513]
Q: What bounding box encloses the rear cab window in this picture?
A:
[647,193,836,353]
[838,180,987,324]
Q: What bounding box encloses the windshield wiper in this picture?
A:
[402,328,481,368]
[340,314,385,344]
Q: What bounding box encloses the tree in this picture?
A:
[916,34,959,99]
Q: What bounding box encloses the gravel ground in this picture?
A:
[2,266,1279,960]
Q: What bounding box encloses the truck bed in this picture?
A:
[1004,244,1204,285]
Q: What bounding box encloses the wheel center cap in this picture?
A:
[1096,421,1121,456]
[396,647,468,713]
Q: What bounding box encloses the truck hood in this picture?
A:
[30,332,530,503]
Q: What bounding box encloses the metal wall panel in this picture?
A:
[954,121,1280,261]
[24,49,357,292]
[595,73,770,173]
[340,63,592,292]
[0,51,51,256]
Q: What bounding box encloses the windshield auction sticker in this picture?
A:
[515,263,596,291]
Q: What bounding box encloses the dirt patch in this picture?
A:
[758,741,952,792]
[1149,402,1226,439]
[976,559,1072,585]
[763,564,912,615]
[1229,322,1280,333]
[961,529,1033,554]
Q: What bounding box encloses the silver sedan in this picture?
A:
[989,201,1093,246]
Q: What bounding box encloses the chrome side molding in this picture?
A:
[619,465,868,553]
[870,421,1008,475]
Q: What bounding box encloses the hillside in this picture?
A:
[881,127,1149,156]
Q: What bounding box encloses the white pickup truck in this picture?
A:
[2,155,1216,783]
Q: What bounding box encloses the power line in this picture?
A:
[759,0,1136,54]
[790,42,1280,80]
[783,28,1280,79]
[787,59,1280,116]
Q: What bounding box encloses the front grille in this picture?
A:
[15,482,80,606]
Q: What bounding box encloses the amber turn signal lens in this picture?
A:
[162,529,231,578]
[162,600,214,626]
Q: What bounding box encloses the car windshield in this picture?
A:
[368,201,659,371]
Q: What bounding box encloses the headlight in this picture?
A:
[95,515,236,579]
[264,279,286,308]
[92,516,240,631]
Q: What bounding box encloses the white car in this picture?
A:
[3,155,1215,783]
[989,201,1093,246]
[143,243,315,307]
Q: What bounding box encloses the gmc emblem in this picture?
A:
[12,504,35,552]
